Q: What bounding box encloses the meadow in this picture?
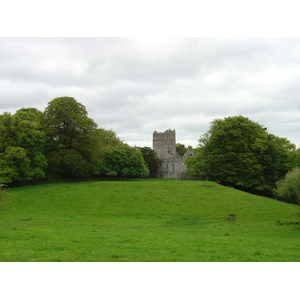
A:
[0,179,299,262]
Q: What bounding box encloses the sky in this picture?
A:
[1,37,300,148]
[0,37,300,147]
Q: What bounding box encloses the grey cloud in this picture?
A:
[1,37,300,148]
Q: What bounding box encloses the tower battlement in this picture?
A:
[153,129,176,159]
[153,129,176,141]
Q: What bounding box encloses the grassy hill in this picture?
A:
[0,179,299,262]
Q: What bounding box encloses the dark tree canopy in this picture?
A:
[42,96,97,150]
[137,147,160,177]
[187,115,298,195]
[176,143,188,157]
[41,96,98,178]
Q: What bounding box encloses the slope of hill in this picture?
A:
[0,179,299,261]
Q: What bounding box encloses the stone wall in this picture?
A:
[153,129,194,180]
[153,129,177,159]
[157,157,187,180]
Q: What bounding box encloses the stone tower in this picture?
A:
[153,129,190,179]
[152,129,195,179]
[153,129,177,159]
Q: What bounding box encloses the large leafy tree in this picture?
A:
[99,144,149,178]
[0,108,47,184]
[41,96,98,178]
[187,115,297,195]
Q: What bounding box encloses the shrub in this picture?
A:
[275,168,300,204]
[99,145,149,178]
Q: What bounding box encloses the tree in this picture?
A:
[0,109,47,184]
[91,128,124,176]
[41,97,98,178]
[176,143,188,157]
[137,147,160,177]
[291,148,300,166]
[13,108,48,179]
[263,134,296,188]
[99,144,149,178]
[275,168,300,204]
[96,128,123,148]
[187,115,297,195]
[0,146,30,183]
[185,147,204,179]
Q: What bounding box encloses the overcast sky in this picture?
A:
[1,37,300,148]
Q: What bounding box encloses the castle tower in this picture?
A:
[152,129,194,179]
[153,129,177,159]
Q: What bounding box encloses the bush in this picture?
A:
[99,145,149,178]
[275,168,300,204]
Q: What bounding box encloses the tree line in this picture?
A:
[1,97,299,204]
[186,115,300,203]
[0,96,156,185]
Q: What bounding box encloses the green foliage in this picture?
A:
[46,149,94,178]
[187,115,297,195]
[176,143,188,156]
[263,134,297,187]
[275,168,300,204]
[99,144,149,178]
[195,116,269,188]
[290,148,300,166]
[186,148,204,179]
[0,146,30,182]
[0,108,47,184]
[96,128,123,148]
[14,107,43,122]
[137,147,160,177]
[41,96,99,178]
[0,97,136,182]
[176,143,194,159]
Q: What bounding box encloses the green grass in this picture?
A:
[0,179,299,261]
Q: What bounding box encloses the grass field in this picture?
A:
[0,179,299,262]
